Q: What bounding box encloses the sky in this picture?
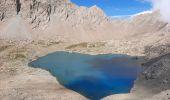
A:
[71,0,152,17]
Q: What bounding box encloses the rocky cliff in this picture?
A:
[0,0,114,41]
[0,0,169,42]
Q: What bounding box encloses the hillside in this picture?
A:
[0,0,169,42]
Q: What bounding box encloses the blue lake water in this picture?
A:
[29,51,141,100]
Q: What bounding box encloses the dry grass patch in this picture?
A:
[0,45,11,52]
[14,53,27,59]
[66,42,88,49]
[65,42,106,50]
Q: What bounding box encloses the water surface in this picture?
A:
[29,51,141,100]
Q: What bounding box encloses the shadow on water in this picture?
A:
[28,51,142,100]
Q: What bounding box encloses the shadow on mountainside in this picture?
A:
[136,44,170,95]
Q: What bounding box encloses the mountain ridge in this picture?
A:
[0,0,169,42]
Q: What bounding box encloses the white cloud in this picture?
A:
[111,15,132,19]
[110,10,152,19]
[146,0,170,22]
[132,10,152,17]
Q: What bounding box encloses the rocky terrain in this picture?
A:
[1,0,170,100]
[0,0,169,41]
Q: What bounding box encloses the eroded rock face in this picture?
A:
[0,0,67,23]
[0,0,114,41]
[0,0,108,28]
[20,0,71,28]
[0,0,169,42]
[0,0,16,20]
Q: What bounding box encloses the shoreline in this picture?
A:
[0,40,152,100]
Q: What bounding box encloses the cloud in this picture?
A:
[146,0,170,22]
[111,15,132,19]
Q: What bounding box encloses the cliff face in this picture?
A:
[0,0,114,41]
[20,0,72,28]
[0,0,169,42]
[0,0,17,20]
[0,0,71,27]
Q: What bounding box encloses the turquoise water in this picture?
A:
[29,51,141,100]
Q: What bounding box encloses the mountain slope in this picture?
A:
[0,0,169,42]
